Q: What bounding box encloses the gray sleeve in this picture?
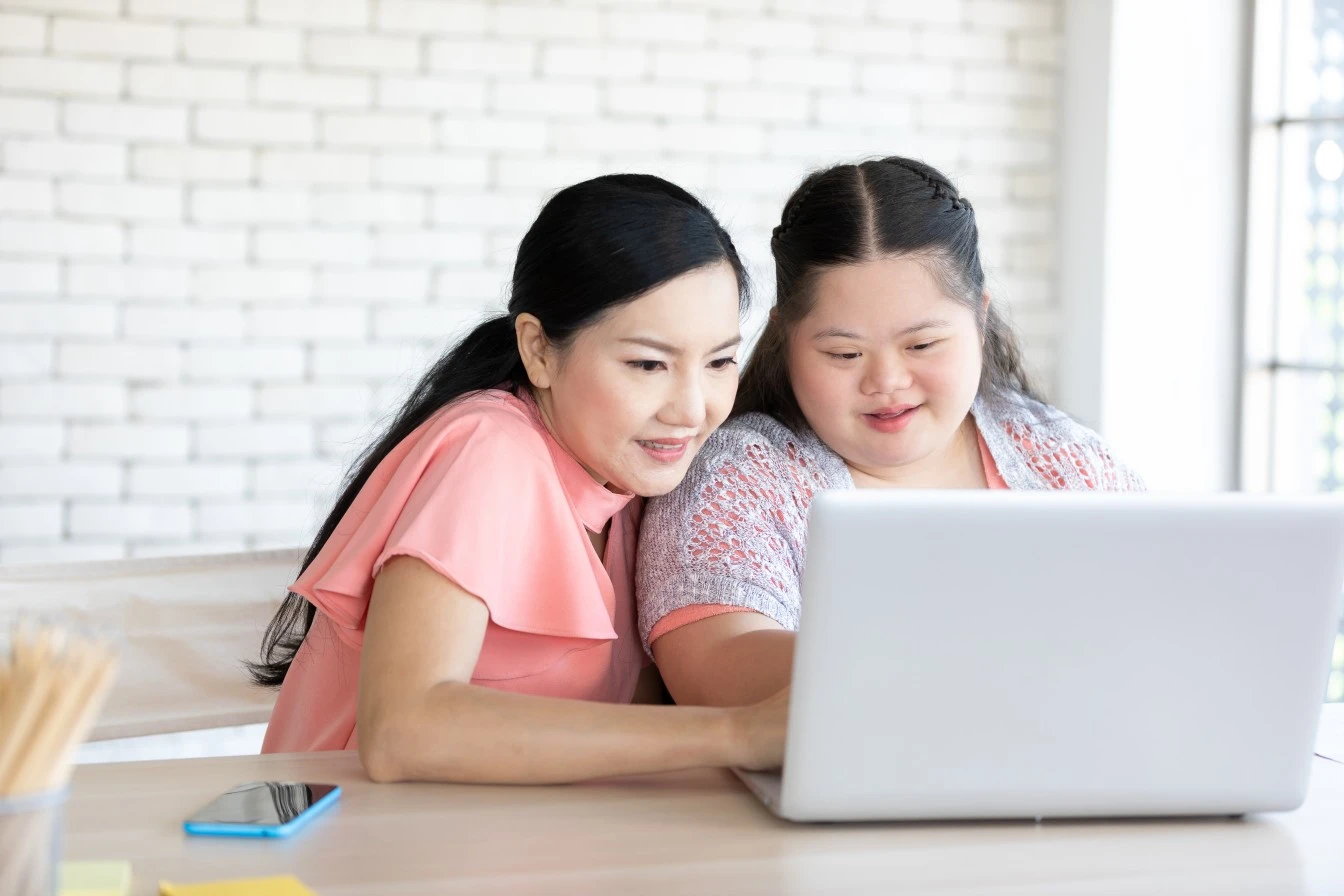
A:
[635,428,805,657]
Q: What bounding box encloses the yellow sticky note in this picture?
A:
[59,860,132,896]
[158,875,316,896]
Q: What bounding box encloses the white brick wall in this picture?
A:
[0,0,1064,563]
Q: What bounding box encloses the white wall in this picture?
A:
[0,0,1065,562]
[1056,0,1250,491]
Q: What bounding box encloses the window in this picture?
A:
[1244,0,1344,701]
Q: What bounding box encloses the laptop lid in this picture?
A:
[777,491,1344,822]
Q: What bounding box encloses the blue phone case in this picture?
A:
[182,784,342,839]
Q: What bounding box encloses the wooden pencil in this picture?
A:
[0,620,119,896]
[1,621,118,796]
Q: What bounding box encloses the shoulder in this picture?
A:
[689,412,846,488]
[386,390,560,504]
[418,389,551,467]
[700,412,800,455]
[979,391,1108,452]
[976,391,1146,492]
[976,390,1072,437]
[643,413,846,535]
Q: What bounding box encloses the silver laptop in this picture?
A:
[736,491,1344,822]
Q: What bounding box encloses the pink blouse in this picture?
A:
[262,389,646,753]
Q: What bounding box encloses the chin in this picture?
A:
[631,473,683,498]
[630,463,694,498]
[852,440,926,470]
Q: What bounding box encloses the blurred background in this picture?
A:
[0,0,1062,562]
[0,0,1340,700]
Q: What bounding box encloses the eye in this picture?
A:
[708,356,738,370]
[627,360,666,372]
[825,352,861,361]
[910,341,940,352]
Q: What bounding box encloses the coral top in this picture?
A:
[261,389,645,753]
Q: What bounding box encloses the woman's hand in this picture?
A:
[730,686,790,770]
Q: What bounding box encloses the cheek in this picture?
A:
[559,370,637,446]
[789,355,846,413]
[594,383,650,441]
[919,348,981,399]
[705,375,738,427]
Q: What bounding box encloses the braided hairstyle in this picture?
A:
[737,156,1039,430]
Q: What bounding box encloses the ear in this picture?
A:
[980,288,991,317]
[515,313,556,390]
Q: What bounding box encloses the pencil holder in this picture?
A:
[0,617,120,895]
[0,785,66,896]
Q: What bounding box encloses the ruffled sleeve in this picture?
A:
[291,396,620,650]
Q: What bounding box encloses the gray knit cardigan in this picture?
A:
[635,390,1145,654]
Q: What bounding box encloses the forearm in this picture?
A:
[360,680,742,784]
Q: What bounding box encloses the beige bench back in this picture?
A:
[0,548,301,741]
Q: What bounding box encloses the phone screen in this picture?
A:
[185,782,339,827]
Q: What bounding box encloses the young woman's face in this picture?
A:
[533,262,743,497]
[785,254,984,477]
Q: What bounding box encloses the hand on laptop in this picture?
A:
[731,687,789,771]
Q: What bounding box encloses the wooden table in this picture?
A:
[62,727,1344,895]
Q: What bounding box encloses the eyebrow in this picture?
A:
[619,335,743,355]
[812,319,953,340]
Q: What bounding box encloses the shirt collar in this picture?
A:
[516,388,634,532]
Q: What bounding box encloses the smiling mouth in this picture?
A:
[862,406,920,432]
[637,438,692,463]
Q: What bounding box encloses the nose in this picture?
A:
[860,350,914,396]
[661,369,708,431]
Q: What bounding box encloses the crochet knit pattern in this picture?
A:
[636,390,1145,653]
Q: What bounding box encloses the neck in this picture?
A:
[846,414,985,490]
[528,387,610,489]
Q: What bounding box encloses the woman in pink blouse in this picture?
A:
[253,175,787,783]
[637,157,1144,708]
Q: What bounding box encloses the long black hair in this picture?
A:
[736,156,1040,430]
[249,174,748,687]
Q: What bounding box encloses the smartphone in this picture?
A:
[182,781,341,838]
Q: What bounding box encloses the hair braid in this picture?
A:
[772,175,821,242]
[882,157,972,212]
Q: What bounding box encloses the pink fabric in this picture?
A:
[977,428,1010,490]
[646,425,1012,647]
[647,602,745,645]
[262,389,646,753]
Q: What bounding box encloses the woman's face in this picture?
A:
[528,262,743,497]
[785,254,985,479]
